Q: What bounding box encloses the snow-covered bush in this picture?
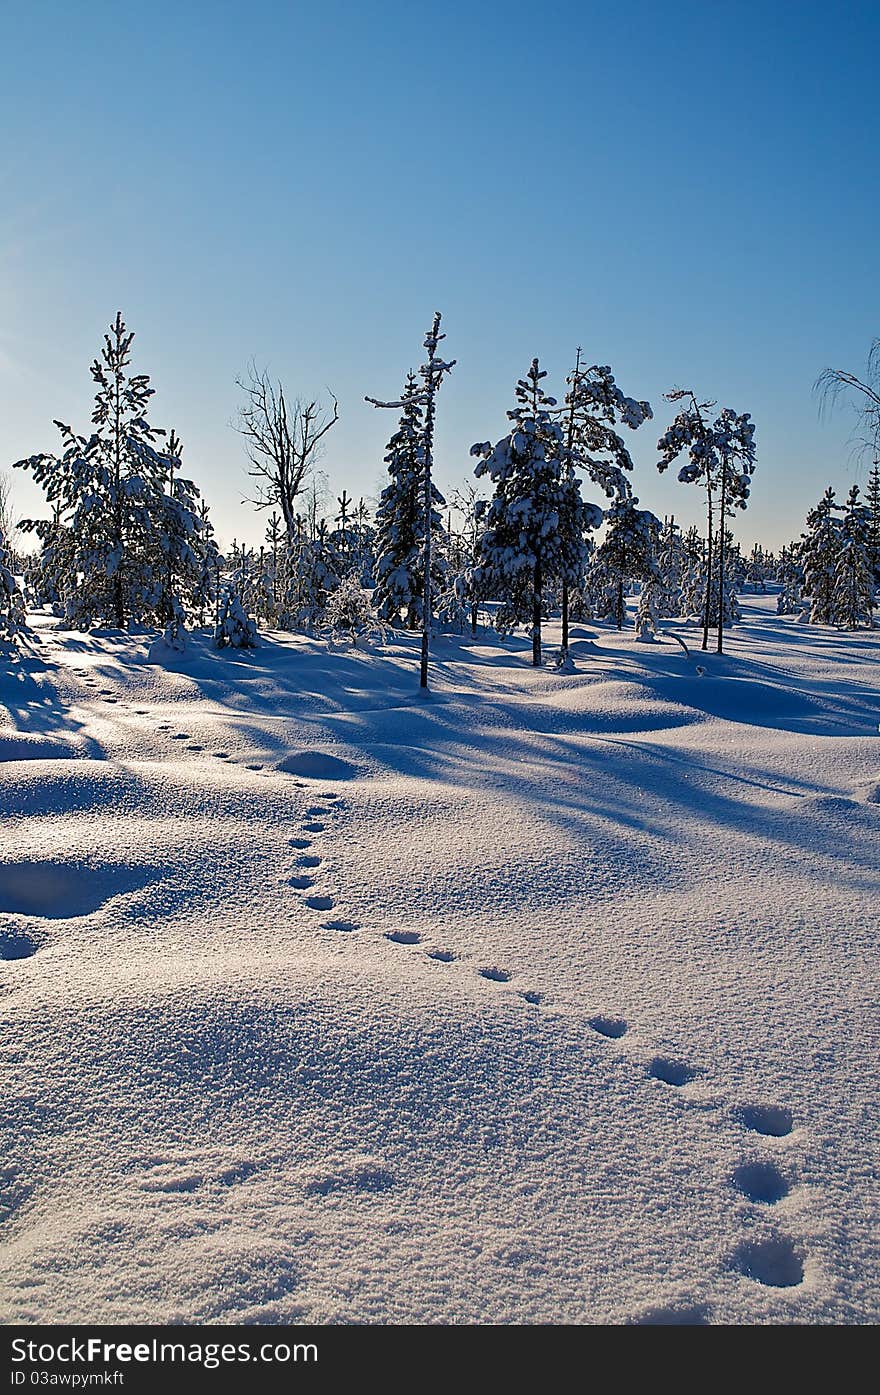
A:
[0,528,26,643]
[214,583,258,649]
[324,572,385,643]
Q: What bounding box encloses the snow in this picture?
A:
[1,594,878,1324]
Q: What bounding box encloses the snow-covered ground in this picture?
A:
[1,594,878,1325]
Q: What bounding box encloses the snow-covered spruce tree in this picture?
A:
[471,360,601,666]
[586,496,661,631]
[654,516,689,617]
[153,430,208,642]
[190,499,220,626]
[833,485,875,628]
[707,527,742,629]
[775,544,804,615]
[13,313,188,631]
[437,484,489,636]
[557,350,652,654]
[866,460,880,582]
[657,392,756,652]
[0,526,26,643]
[293,519,338,632]
[372,372,447,629]
[366,313,455,689]
[214,576,258,649]
[801,487,843,624]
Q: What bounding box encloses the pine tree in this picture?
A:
[471,359,599,665]
[833,485,875,628]
[657,392,756,652]
[366,313,455,688]
[13,312,201,632]
[372,373,447,628]
[801,487,843,623]
[557,352,652,654]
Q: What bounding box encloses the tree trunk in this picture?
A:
[716,462,727,654]
[562,579,569,654]
[532,557,543,666]
[702,486,713,652]
[616,579,624,630]
[471,601,478,637]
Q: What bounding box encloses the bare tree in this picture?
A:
[0,471,13,539]
[237,364,338,543]
[815,340,880,465]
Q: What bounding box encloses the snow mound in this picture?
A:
[0,734,81,762]
[0,860,155,920]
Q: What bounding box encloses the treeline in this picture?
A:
[2,313,878,673]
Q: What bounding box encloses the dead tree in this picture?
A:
[237,364,338,544]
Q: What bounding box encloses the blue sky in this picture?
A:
[1,0,878,550]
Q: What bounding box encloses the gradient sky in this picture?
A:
[2,0,878,551]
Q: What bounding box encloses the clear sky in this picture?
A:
[2,0,878,551]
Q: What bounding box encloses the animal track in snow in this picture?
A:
[648,1057,700,1087]
[479,966,512,983]
[629,1303,710,1326]
[589,1015,628,1039]
[305,805,328,816]
[289,874,315,890]
[522,991,542,1005]
[289,838,312,850]
[171,733,190,740]
[427,949,456,962]
[298,855,322,869]
[732,1161,790,1204]
[303,821,326,833]
[385,930,422,945]
[0,930,39,961]
[324,919,359,934]
[733,1103,793,1137]
[186,744,204,752]
[212,752,231,759]
[305,894,335,912]
[730,1235,803,1288]
[245,763,264,771]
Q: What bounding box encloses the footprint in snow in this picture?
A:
[385,930,422,945]
[427,948,456,962]
[730,1234,804,1288]
[479,966,511,983]
[324,919,359,934]
[0,930,39,961]
[245,763,264,771]
[186,744,204,752]
[171,733,190,740]
[289,838,312,850]
[298,855,322,869]
[629,1303,711,1326]
[289,874,315,890]
[648,1057,701,1087]
[305,805,329,816]
[731,1160,790,1204]
[303,821,325,833]
[212,752,231,759]
[732,1103,793,1138]
[522,991,542,1005]
[305,895,335,912]
[589,1015,628,1039]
